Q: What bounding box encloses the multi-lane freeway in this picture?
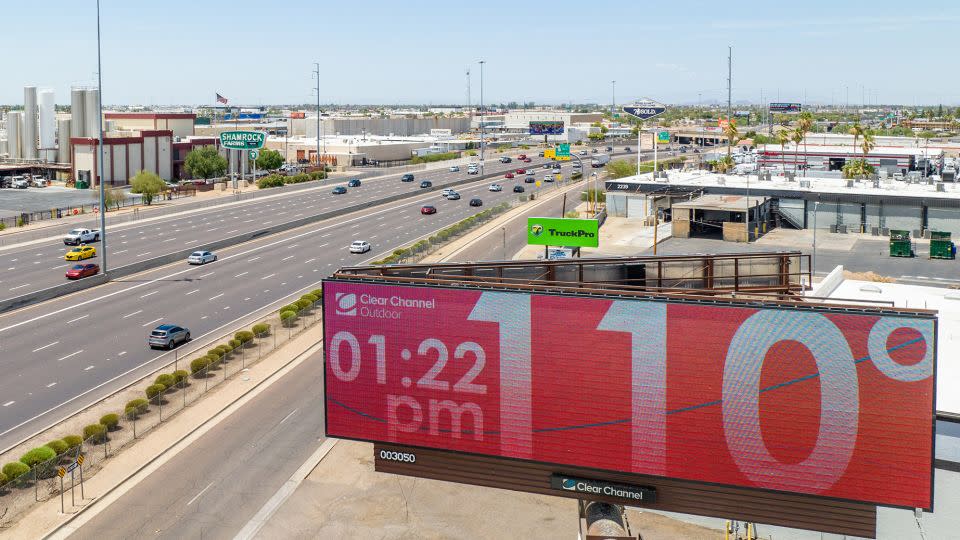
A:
[0,151,612,451]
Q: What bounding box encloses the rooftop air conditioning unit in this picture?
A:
[846,180,855,188]
[936,182,946,192]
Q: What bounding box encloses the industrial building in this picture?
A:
[757,144,941,175]
[264,134,465,167]
[289,115,470,138]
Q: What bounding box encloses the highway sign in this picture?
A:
[219,131,266,150]
[622,100,666,120]
[57,466,66,478]
[249,150,259,160]
[76,454,84,466]
[769,102,802,113]
[67,462,78,473]
[544,149,556,159]
[657,131,670,144]
[556,143,571,162]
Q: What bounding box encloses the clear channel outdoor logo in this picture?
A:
[531,224,544,237]
[561,478,577,491]
[335,293,357,316]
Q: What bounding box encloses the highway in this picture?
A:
[0,156,591,451]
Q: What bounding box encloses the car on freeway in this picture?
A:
[469,198,483,207]
[526,170,535,176]
[401,174,415,182]
[148,324,190,350]
[446,191,461,200]
[331,186,348,195]
[579,150,588,155]
[63,228,100,245]
[500,156,512,163]
[449,165,460,172]
[420,205,437,215]
[522,157,532,163]
[517,154,527,160]
[64,245,96,261]
[488,184,503,192]
[544,175,555,183]
[65,263,99,280]
[543,163,552,169]
[187,250,217,265]
[624,147,632,152]
[591,149,598,153]
[347,178,362,187]
[420,180,432,188]
[467,164,479,174]
[537,151,545,157]
[516,168,526,174]
[524,176,535,183]
[513,185,525,193]
[606,146,613,152]
[504,172,515,179]
[349,240,372,253]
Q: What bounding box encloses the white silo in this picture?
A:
[23,86,38,160]
[57,118,72,163]
[0,138,7,157]
[7,111,22,158]
[83,88,100,138]
[38,89,56,162]
[70,88,86,137]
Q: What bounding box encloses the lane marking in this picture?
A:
[118,351,127,356]
[186,481,215,506]
[46,382,57,388]
[32,341,60,353]
[185,289,200,296]
[137,252,152,257]
[84,365,95,371]
[234,272,249,278]
[247,256,261,262]
[67,314,89,324]
[141,317,164,327]
[199,272,215,278]
[209,293,224,301]
[139,291,158,299]
[57,350,84,362]
[278,408,299,425]
[9,284,31,291]
[122,310,143,319]
[303,258,316,264]
[2,401,13,407]
[281,255,294,262]
[261,273,276,280]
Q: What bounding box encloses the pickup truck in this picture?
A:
[63,228,101,246]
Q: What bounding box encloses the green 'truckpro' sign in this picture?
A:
[527,217,599,247]
[219,130,266,150]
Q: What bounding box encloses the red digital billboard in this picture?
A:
[323,280,936,509]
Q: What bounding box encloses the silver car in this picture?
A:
[148,324,190,349]
[187,251,217,265]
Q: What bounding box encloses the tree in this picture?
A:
[790,127,805,174]
[848,122,866,162]
[255,148,284,170]
[796,112,814,176]
[129,170,166,205]
[776,129,790,171]
[103,185,123,210]
[184,146,227,180]
[606,159,635,179]
[723,120,739,158]
[860,130,876,165]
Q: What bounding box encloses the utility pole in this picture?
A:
[479,60,485,174]
[96,0,108,272]
[611,80,616,116]
[313,63,321,166]
[466,69,471,118]
[726,45,732,157]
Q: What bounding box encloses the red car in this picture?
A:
[517,154,527,160]
[504,172,515,179]
[516,168,526,174]
[420,205,437,215]
[522,158,532,163]
[66,263,99,280]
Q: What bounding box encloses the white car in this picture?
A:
[349,240,371,254]
[525,170,535,176]
[187,250,217,265]
[488,184,503,192]
[441,188,455,197]
[449,165,460,172]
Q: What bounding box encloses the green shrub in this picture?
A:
[125,405,139,420]
[235,330,255,344]
[280,310,298,326]
[100,413,120,431]
[3,462,29,481]
[207,348,224,360]
[0,222,5,231]
[0,471,6,486]
[46,439,69,456]
[190,357,210,374]
[251,323,270,336]
[279,303,300,315]
[83,424,107,443]
[205,353,222,367]
[125,399,149,416]
[63,435,83,451]
[155,373,175,389]
[257,175,285,189]
[145,383,165,400]
[310,288,322,298]
[216,344,233,356]
[295,298,312,311]
[20,446,56,468]
[301,293,319,304]
[172,370,189,385]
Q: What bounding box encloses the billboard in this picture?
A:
[529,121,564,135]
[527,217,599,247]
[324,281,936,509]
[770,103,802,113]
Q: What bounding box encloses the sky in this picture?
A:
[4,0,959,107]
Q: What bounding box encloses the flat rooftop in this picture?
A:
[672,194,768,212]
[759,144,941,158]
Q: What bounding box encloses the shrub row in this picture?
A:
[2,431,90,484]
[410,151,461,164]
[373,203,511,265]
[257,170,327,189]
[277,291,321,326]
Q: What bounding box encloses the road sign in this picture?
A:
[556,143,571,162]
[57,466,66,478]
[622,100,667,120]
[76,454,84,466]
[249,150,259,160]
[657,131,670,144]
[67,462,78,473]
[769,102,802,113]
[543,149,556,159]
[219,131,266,150]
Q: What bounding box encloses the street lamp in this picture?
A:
[95,0,108,272]
[479,60,485,174]
[812,201,820,282]
[501,226,507,260]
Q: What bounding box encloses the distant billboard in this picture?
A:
[324,280,936,509]
[770,103,802,113]
[527,217,599,247]
[289,111,306,119]
[529,121,565,135]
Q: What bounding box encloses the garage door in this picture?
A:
[928,207,960,235]
[627,196,646,219]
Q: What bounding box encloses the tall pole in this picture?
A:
[479,60,485,174]
[466,69,471,118]
[726,45,732,157]
[313,62,321,166]
[96,0,107,273]
[611,80,616,116]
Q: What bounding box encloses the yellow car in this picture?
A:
[65,245,97,261]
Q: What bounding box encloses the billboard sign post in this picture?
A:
[529,121,565,135]
[219,130,266,150]
[527,217,599,247]
[769,102,803,113]
[623,99,667,176]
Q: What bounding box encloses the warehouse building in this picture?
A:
[104,112,196,139]
[758,144,941,175]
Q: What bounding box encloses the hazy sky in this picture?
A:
[5,0,959,106]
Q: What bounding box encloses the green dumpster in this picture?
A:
[75,180,89,189]
[930,231,956,260]
[889,230,913,258]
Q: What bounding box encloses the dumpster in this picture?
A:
[930,231,956,260]
[75,180,89,189]
[889,230,913,258]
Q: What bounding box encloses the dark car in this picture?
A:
[421,205,437,215]
[606,146,613,151]
[524,176,535,183]
[538,151,545,157]
[65,263,99,280]
[401,174,415,182]
[331,186,347,194]
[499,156,512,163]
[591,149,598,153]
[624,147,632,152]
[469,198,483,207]
[347,178,362,187]
[513,185,525,193]
[420,180,432,188]
[148,324,190,350]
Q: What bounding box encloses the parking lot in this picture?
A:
[0,185,102,218]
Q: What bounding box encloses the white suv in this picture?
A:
[488,184,502,192]
[349,240,371,254]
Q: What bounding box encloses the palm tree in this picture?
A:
[848,122,866,162]
[860,130,876,170]
[790,127,804,175]
[776,130,790,173]
[797,112,814,176]
[724,120,739,158]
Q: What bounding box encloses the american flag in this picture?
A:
[216,93,229,105]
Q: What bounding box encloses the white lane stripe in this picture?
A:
[67,314,89,324]
[2,401,13,407]
[303,258,316,264]
[185,289,200,296]
[122,309,143,319]
[84,365,95,371]
[32,341,59,353]
[209,293,224,301]
[140,291,158,299]
[281,255,294,261]
[141,317,164,327]
[234,272,249,278]
[261,273,276,280]
[247,256,261,262]
[278,408,299,425]
[9,284,31,291]
[46,382,57,388]
[186,482,215,506]
[199,272,215,278]
[57,350,84,362]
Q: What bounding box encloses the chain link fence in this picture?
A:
[0,289,324,527]
[0,190,199,231]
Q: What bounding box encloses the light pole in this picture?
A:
[312,63,321,166]
[812,201,820,279]
[96,0,108,272]
[479,60,485,174]
[501,226,506,260]
[611,81,616,117]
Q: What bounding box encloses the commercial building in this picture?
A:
[757,143,941,175]
[71,131,174,186]
[290,115,470,138]
[104,113,196,139]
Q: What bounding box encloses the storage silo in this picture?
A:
[83,88,100,138]
[23,86,38,159]
[7,111,22,158]
[57,118,72,163]
[70,87,86,137]
[0,138,7,157]
[38,89,56,162]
